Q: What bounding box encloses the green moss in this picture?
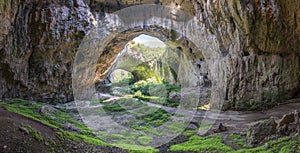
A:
[0,99,59,128]
[0,99,108,147]
[166,122,187,134]
[23,124,44,142]
[182,130,197,137]
[133,108,171,129]
[198,122,214,131]
[56,130,108,146]
[137,136,153,145]
[132,63,162,83]
[170,135,234,152]
[52,110,93,135]
[103,98,146,112]
[114,143,158,153]
[230,134,246,147]
[235,136,300,153]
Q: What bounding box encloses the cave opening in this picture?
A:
[72,13,214,146]
[97,34,184,108]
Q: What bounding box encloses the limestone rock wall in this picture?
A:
[194,0,300,110]
[0,0,95,102]
[0,0,299,110]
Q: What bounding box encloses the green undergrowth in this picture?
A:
[56,130,108,146]
[0,98,159,152]
[170,135,234,152]
[0,99,107,146]
[133,108,171,130]
[1,99,58,128]
[102,98,171,131]
[114,143,158,153]
[3,99,299,153]
[23,124,44,142]
[137,136,153,145]
[103,98,146,112]
[235,136,300,153]
[170,134,300,153]
[230,133,246,147]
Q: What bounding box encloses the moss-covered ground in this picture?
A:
[1,98,300,153]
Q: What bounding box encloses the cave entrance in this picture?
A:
[99,34,183,107]
[72,4,217,147]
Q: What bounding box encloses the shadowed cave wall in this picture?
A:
[0,0,299,110]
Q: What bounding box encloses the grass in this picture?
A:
[2,99,300,153]
[1,99,59,128]
[0,98,162,152]
[198,122,214,131]
[166,121,187,134]
[230,134,246,147]
[23,124,44,142]
[138,96,179,107]
[103,98,146,112]
[133,108,171,129]
[170,135,234,152]
[137,136,153,145]
[236,136,300,153]
[56,130,108,146]
[0,99,107,146]
[114,143,158,153]
[171,134,300,153]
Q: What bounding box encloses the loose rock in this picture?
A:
[64,123,81,134]
[277,112,295,127]
[246,118,277,146]
[19,126,29,135]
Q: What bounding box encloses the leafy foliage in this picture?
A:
[133,108,171,129]
[131,43,166,61]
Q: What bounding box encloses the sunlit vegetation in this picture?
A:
[103,98,145,112]
[110,76,181,107]
[230,133,247,147]
[1,98,300,152]
[133,107,170,129]
[0,99,107,146]
[130,43,166,61]
[170,135,234,152]
[170,134,300,153]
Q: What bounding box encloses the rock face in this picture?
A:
[196,0,300,110]
[0,0,299,110]
[246,118,277,146]
[0,0,95,102]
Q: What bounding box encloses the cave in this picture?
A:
[0,0,300,152]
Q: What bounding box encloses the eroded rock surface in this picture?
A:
[0,0,299,110]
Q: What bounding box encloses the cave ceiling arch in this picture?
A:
[95,26,204,82]
[73,4,220,100]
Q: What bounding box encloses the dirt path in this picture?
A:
[97,93,300,132]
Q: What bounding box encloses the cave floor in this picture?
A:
[1,97,300,152]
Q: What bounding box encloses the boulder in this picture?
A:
[19,126,29,135]
[277,112,295,127]
[187,122,199,130]
[38,105,57,119]
[212,123,228,133]
[63,123,81,134]
[169,91,181,103]
[277,124,289,136]
[246,118,277,146]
